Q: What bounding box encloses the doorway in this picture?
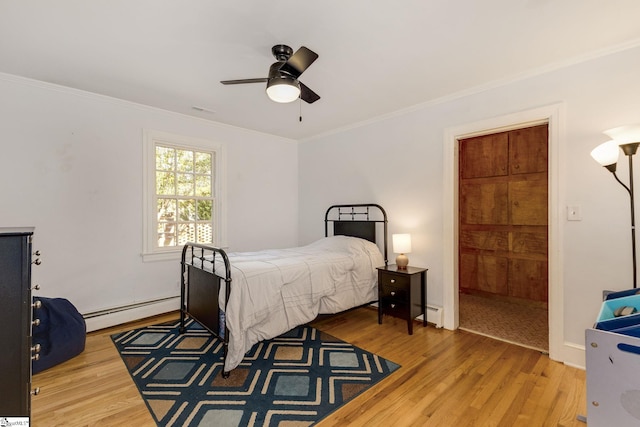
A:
[457,125,549,351]
[441,103,564,362]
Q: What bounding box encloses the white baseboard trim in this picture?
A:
[83,296,180,332]
[561,341,586,370]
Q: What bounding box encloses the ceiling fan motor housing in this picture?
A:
[268,61,296,80]
[271,44,294,61]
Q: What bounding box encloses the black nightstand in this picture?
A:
[377,264,428,335]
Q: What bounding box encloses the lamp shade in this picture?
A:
[266,76,300,103]
[392,234,412,254]
[604,124,640,144]
[590,140,620,167]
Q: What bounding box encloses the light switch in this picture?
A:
[567,205,582,221]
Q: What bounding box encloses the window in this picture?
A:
[143,130,225,261]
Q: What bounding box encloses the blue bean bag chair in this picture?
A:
[32,297,86,374]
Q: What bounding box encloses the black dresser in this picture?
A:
[0,227,40,417]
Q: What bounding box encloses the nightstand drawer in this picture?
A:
[380,299,408,317]
[379,284,408,300]
[378,273,410,289]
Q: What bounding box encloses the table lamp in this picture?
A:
[392,233,412,269]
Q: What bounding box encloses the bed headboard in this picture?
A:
[324,204,388,265]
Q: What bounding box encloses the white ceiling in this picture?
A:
[1,0,640,140]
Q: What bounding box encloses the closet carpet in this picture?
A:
[459,293,549,353]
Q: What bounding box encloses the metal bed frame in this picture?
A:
[179,203,388,378]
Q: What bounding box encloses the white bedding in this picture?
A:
[212,235,384,371]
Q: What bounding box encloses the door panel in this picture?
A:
[511,231,547,257]
[460,132,509,179]
[510,178,548,226]
[508,258,548,301]
[460,230,509,252]
[460,182,509,225]
[510,126,548,175]
[478,255,509,295]
[460,253,509,295]
[459,253,478,290]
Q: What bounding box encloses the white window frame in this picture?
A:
[142,129,226,262]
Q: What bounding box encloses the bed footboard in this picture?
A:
[180,243,232,378]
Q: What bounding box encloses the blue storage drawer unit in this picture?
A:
[586,328,640,424]
[586,289,640,425]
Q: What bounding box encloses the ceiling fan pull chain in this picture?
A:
[299,97,303,122]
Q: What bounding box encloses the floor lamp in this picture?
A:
[590,125,640,289]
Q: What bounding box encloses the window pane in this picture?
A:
[195,175,212,197]
[176,173,194,196]
[156,146,175,171]
[178,223,195,245]
[156,172,175,195]
[179,199,196,221]
[197,223,213,244]
[195,152,212,174]
[157,199,176,248]
[157,198,176,221]
[157,222,176,247]
[176,150,194,172]
[197,200,212,221]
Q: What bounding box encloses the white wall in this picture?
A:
[0,74,298,319]
[298,45,640,367]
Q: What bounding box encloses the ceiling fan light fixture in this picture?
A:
[266,76,300,103]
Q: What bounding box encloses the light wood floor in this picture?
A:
[32,307,587,426]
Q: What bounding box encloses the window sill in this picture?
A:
[142,249,183,263]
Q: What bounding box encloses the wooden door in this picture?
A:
[458,124,548,303]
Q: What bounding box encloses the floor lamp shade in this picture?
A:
[393,234,412,269]
[604,124,640,144]
[590,140,620,167]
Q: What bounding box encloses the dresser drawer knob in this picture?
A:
[33,250,41,256]
[32,258,41,266]
[32,318,41,327]
[31,284,41,291]
[391,304,396,308]
[390,279,395,284]
[32,353,40,361]
[32,343,41,354]
[31,387,40,396]
[33,300,42,309]
[390,291,396,296]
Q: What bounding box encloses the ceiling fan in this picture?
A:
[220,44,320,104]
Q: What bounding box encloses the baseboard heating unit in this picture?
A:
[420,304,444,328]
[83,296,179,332]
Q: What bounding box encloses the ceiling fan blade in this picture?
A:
[279,46,318,78]
[220,78,268,85]
[300,82,320,104]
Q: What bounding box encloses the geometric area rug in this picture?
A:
[111,318,400,427]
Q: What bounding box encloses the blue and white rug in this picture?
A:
[111,318,400,426]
